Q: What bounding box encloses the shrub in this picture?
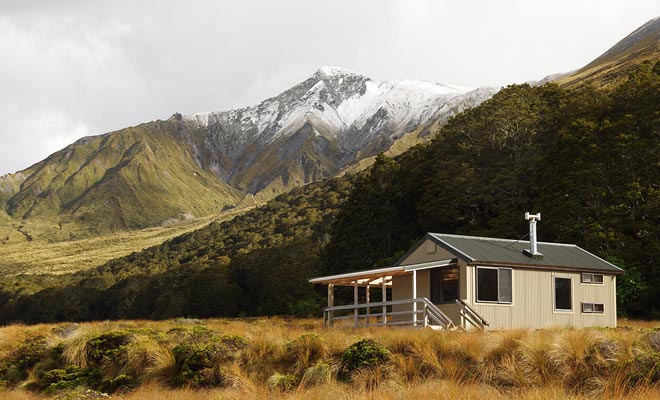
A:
[4,335,51,383]
[98,374,136,393]
[41,366,102,394]
[172,342,224,387]
[87,330,133,365]
[340,339,390,377]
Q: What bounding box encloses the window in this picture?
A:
[476,267,512,303]
[581,273,604,284]
[554,277,572,311]
[431,266,459,303]
[426,241,437,254]
[582,302,604,314]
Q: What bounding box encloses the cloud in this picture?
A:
[0,0,659,175]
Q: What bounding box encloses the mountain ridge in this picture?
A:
[0,67,496,240]
[555,16,660,88]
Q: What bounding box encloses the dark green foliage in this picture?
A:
[170,328,247,387]
[98,374,136,393]
[2,336,50,382]
[40,366,102,394]
[87,331,133,364]
[341,339,390,376]
[322,63,660,316]
[4,62,660,322]
[0,177,351,323]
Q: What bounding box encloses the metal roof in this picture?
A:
[428,233,624,274]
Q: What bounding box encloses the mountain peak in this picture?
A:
[316,66,364,77]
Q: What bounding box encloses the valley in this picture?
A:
[0,205,255,277]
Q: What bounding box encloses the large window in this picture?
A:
[431,266,459,304]
[476,267,512,303]
[554,277,572,311]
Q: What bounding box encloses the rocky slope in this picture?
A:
[0,67,496,240]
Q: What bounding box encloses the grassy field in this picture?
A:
[0,206,254,277]
[0,318,658,399]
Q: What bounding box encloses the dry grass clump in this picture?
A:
[0,318,659,399]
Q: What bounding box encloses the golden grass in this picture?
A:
[0,207,255,277]
[0,318,659,399]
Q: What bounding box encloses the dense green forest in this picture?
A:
[2,62,659,322]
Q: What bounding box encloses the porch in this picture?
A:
[309,259,489,330]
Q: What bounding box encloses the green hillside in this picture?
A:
[557,17,660,89]
[0,119,242,240]
[2,62,659,323]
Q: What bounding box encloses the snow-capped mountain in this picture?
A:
[0,66,497,238]
[180,66,497,193]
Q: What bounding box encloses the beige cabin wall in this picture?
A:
[467,266,617,329]
[399,238,457,265]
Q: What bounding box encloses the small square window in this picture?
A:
[581,273,604,284]
[426,241,436,254]
[582,302,604,314]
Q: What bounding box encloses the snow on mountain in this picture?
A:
[183,66,493,154]
[179,66,498,194]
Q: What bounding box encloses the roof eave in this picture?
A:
[470,260,625,275]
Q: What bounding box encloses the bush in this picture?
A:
[98,374,136,393]
[4,335,51,382]
[41,366,102,394]
[170,329,247,387]
[341,339,390,376]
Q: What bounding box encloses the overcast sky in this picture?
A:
[1,0,659,175]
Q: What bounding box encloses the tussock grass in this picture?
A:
[0,318,659,399]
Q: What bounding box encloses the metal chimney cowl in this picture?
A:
[523,212,544,260]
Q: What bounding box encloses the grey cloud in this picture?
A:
[1,0,659,174]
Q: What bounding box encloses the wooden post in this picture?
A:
[327,284,334,327]
[412,270,418,327]
[353,283,359,328]
[365,284,370,326]
[382,280,387,325]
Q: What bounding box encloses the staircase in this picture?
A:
[455,299,489,330]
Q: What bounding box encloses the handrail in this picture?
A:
[323,297,456,330]
[420,298,455,329]
[323,298,418,312]
[455,299,489,330]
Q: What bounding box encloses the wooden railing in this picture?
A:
[455,299,489,330]
[323,297,455,330]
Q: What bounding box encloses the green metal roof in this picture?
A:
[426,233,624,274]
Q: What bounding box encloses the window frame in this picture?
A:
[581,302,605,314]
[475,266,513,305]
[581,272,604,285]
[553,276,573,313]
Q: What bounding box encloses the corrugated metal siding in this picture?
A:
[468,266,617,329]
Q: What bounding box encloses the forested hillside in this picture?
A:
[322,61,660,316]
[2,62,659,322]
